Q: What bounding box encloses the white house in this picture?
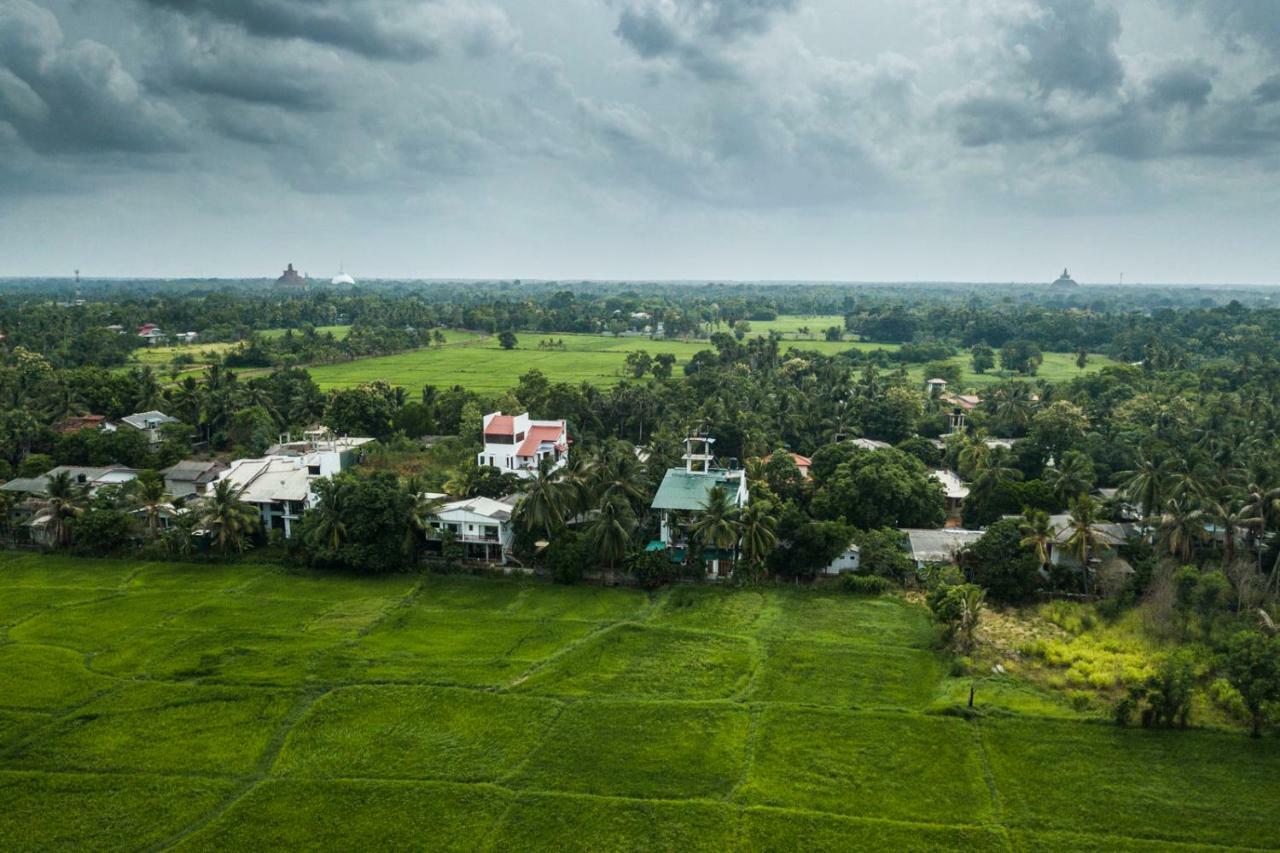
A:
[823,542,861,575]
[119,411,180,444]
[423,495,520,563]
[266,429,376,477]
[932,469,970,523]
[160,460,227,498]
[213,429,374,539]
[902,528,985,570]
[216,457,312,539]
[477,412,568,478]
[1,465,138,497]
[649,433,749,578]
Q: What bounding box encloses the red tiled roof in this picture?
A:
[54,415,106,434]
[517,424,564,456]
[764,451,811,467]
[485,414,517,434]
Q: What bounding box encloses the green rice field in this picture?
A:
[1,552,1274,851]
[303,330,1119,392]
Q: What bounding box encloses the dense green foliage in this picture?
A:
[2,554,1276,851]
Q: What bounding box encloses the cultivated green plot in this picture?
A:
[929,677,1079,718]
[765,592,936,648]
[91,627,338,685]
[181,779,509,852]
[275,685,560,782]
[515,624,756,700]
[9,591,214,652]
[750,642,942,710]
[236,567,418,601]
[1010,830,1239,852]
[0,711,47,749]
[648,586,777,635]
[0,586,117,626]
[491,792,740,852]
[418,574,647,622]
[741,808,1011,852]
[0,644,114,710]
[9,682,297,776]
[982,717,1280,849]
[0,553,138,588]
[0,770,237,853]
[738,708,993,826]
[339,610,599,686]
[511,701,750,799]
[165,595,345,633]
[125,560,261,591]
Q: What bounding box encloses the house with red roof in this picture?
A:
[478,411,569,479]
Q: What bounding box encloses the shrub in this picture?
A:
[628,549,679,590]
[841,574,891,596]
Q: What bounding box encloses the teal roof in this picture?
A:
[651,468,739,511]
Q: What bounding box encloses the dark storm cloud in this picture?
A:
[153,21,345,112]
[1008,0,1125,96]
[613,0,798,80]
[135,0,442,60]
[0,0,187,154]
[1144,64,1213,110]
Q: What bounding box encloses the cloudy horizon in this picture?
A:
[1,0,1278,283]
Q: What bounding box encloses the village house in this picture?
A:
[1,465,138,498]
[763,450,812,479]
[649,433,749,578]
[932,469,970,525]
[118,410,180,444]
[902,527,985,571]
[137,323,166,346]
[423,495,521,564]
[160,460,228,498]
[477,412,568,479]
[213,428,375,539]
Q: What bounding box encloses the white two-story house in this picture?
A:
[477,412,568,479]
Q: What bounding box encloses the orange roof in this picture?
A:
[517,424,564,456]
[54,415,106,434]
[764,451,811,468]
[485,414,517,434]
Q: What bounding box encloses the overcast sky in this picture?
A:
[1,0,1278,283]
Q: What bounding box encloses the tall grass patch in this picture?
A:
[9,682,297,775]
[750,642,942,709]
[182,779,509,852]
[766,592,935,648]
[737,708,993,825]
[511,701,750,799]
[0,770,237,852]
[0,644,113,710]
[982,717,1280,849]
[514,624,755,700]
[741,808,1011,852]
[275,685,560,781]
[491,792,740,852]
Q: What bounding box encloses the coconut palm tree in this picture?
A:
[1242,482,1280,570]
[518,457,569,538]
[585,493,636,570]
[199,479,260,555]
[403,484,445,561]
[692,485,741,576]
[1156,497,1205,564]
[1202,498,1257,566]
[1064,496,1103,594]
[738,500,778,571]
[1046,450,1095,507]
[305,477,349,553]
[128,471,169,538]
[1117,453,1168,518]
[33,470,88,548]
[1018,508,1054,573]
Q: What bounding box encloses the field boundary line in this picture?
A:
[725,702,763,804]
[146,687,331,851]
[970,718,1008,836]
[506,620,627,688]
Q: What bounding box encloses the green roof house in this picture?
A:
[650,432,750,578]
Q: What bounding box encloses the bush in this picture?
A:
[628,549,679,590]
[841,574,891,596]
[545,532,589,585]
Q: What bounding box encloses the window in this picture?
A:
[307,464,321,476]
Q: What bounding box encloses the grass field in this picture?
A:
[1,552,1275,851]
[302,329,1119,392]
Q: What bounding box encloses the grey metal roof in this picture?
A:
[902,528,985,563]
[121,411,178,430]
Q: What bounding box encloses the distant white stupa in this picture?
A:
[331,263,356,286]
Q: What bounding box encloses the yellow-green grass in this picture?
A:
[1,552,1276,851]
[261,324,352,340]
[907,350,1121,390]
[300,327,1116,392]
